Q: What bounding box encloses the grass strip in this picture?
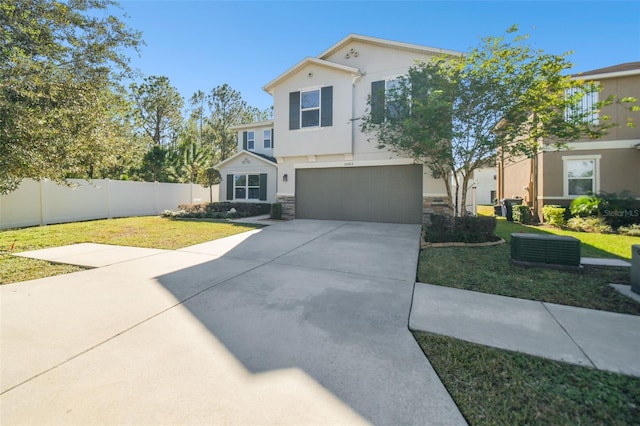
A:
[417,244,639,315]
[414,332,640,426]
[0,216,261,284]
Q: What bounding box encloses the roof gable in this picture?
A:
[263,57,360,93]
[318,34,462,60]
[213,150,277,170]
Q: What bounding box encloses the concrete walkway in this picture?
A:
[410,283,640,377]
[1,220,465,425]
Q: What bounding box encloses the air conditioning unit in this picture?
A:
[511,233,581,267]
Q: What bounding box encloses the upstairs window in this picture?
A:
[301,90,320,128]
[263,129,272,148]
[371,77,409,123]
[289,86,333,130]
[247,131,255,150]
[565,86,599,125]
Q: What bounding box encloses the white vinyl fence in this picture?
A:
[0,179,219,230]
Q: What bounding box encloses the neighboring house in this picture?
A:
[258,34,461,224]
[454,165,497,214]
[214,120,277,203]
[498,62,640,220]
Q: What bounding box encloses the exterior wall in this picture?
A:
[272,63,354,158]
[501,153,533,202]
[325,41,441,158]
[234,122,274,157]
[541,147,640,200]
[0,179,215,229]
[593,74,640,142]
[217,154,277,204]
[270,39,452,218]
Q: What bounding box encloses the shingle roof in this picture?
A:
[573,62,640,77]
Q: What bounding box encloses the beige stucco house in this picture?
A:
[255,34,461,224]
[498,62,640,220]
[214,121,277,204]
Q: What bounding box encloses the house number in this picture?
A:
[344,162,354,167]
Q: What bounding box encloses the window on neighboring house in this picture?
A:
[234,174,260,200]
[563,155,600,196]
[263,129,272,148]
[289,86,333,130]
[227,173,268,201]
[565,86,599,125]
[247,131,255,150]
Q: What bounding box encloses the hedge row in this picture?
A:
[163,202,272,219]
[425,215,497,243]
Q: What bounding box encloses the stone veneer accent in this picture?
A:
[422,196,452,224]
[277,195,296,220]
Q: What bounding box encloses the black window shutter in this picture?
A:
[271,128,274,147]
[259,173,267,201]
[289,91,300,130]
[371,80,385,124]
[226,174,234,200]
[242,131,248,150]
[320,86,333,127]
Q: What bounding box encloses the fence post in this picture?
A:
[106,179,112,219]
[39,179,46,226]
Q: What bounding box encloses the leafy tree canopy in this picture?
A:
[361,25,637,215]
[0,0,142,194]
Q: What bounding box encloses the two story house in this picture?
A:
[241,34,459,224]
[498,62,640,220]
[214,121,277,203]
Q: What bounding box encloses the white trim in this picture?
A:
[423,193,448,197]
[562,155,601,197]
[543,139,640,151]
[317,34,463,61]
[572,69,640,81]
[277,193,296,197]
[230,120,273,131]
[263,57,360,93]
[293,158,415,169]
[561,154,602,160]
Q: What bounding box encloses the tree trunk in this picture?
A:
[531,151,539,222]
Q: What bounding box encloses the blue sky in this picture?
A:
[118,0,640,111]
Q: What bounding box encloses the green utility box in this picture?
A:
[511,233,581,267]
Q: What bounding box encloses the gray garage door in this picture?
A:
[295,165,423,224]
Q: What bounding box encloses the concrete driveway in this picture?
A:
[1,220,465,425]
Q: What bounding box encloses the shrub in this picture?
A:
[164,202,271,219]
[618,224,640,237]
[511,204,532,224]
[567,216,613,234]
[570,195,602,217]
[598,191,640,228]
[425,215,497,243]
[270,203,283,220]
[542,205,567,227]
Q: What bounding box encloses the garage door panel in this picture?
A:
[296,165,422,224]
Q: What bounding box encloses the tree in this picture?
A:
[205,84,269,161]
[130,75,184,146]
[0,0,142,194]
[361,26,635,216]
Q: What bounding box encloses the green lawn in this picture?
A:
[414,332,640,425]
[418,218,640,315]
[0,216,261,284]
[494,218,638,260]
